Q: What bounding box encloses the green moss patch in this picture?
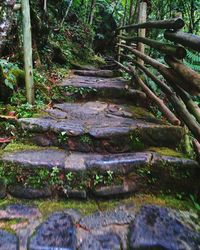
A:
[148,147,186,158]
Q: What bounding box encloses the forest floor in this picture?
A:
[0,66,200,249]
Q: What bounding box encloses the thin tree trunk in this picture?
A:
[60,0,73,27]
[137,1,147,66]
[22,0,34,104]
[88,0,96,25]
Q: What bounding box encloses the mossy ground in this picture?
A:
[148,147,186,158]
[0,194,198,217]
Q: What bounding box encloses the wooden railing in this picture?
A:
[116,11,200,147]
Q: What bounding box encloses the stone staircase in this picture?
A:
[0,68,199,199]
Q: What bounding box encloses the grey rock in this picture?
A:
[80,233,122,250]
[18,101,184,152]
[6,204,40,219]
[8,185,52,199]
[2,149,66,169]
[29,212,76,250]
[86,152,151,174]
[129,205,200,250]
[0,182,6,198]
[80,206,136,230]
[0,229,18,250]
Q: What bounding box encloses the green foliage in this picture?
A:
[184,50,200,73]
[58,132,68,144]
[0,60,24,91]
[0,162,120,191]
[80,135,92,145]
[64,86,97,97]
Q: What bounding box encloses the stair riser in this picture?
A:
[56,88,146,104]
[24,128,184,153]
[1,151,199,199]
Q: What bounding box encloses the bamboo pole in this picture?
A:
[119,44,199,95]
[164,30,200,52]
[137,1,147,66]
[118,50,200,141]
[165,56,200,95]
[118,36,187,59]
[117,18,185,31]
[115,60,180,125]
[22,0,34,104]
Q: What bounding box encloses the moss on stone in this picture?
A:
[2,142,59,154]
[148,147,186,158]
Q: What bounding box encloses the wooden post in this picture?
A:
[137,1,147,65]
[22,0,34,104]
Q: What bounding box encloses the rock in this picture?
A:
[19,101,184,152]
[86,152,151,174]
[29,212,77,250]
[73,70,116,78]
[2,149,66,169]
[61,189,87,199]
[129,205,200,250]
[0,182,6,198]
[93,177,140,197]
[0,229,18,250]
[79,233,122,250]
[6,204,40,219]
[8,185,52,199]
[80,205,136,230]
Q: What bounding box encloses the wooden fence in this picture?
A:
[116,6,200,149]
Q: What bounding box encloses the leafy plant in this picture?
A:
[190,194,200,211]
[80,135,92,145]
[58,131,68,144]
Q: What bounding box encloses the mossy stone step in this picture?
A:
[72,69,117,78]
[1,149,199,199]
[59,75,145,100]
[18,101,184,153]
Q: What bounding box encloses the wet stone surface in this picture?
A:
[0,204,199,249]
[79,233,122,250]
[0,229,18,250]
[1,150,199,198]
[18,101,184,151]
[129,205,200,250]
[29,212,77,250]
[8,185,52,199]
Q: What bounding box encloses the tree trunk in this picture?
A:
[22,0,34,104]
[137,1,147,66]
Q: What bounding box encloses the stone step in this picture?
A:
[73,69,117,78]
[0,148,199,199]
[18,101,184,153]
[59,74,145,100]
